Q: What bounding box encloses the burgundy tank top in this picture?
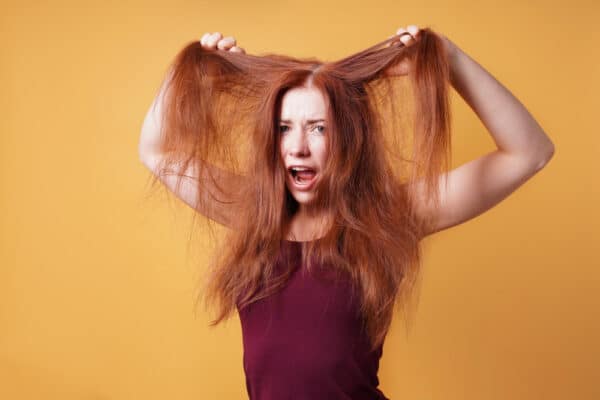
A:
[237,239,390,400]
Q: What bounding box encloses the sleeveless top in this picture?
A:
[236,239,390,400]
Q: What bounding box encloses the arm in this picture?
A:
[138,33,246,228]
[138,67,172,158]
[139,32,245,157]
[445,37,555,162]
[397,27,555,237]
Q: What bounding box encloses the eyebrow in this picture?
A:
[279,119,326,124]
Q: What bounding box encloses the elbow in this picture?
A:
[138,146,167,175]
[138,143,150,165]
[534,141,555,171]
[138,143,157,170]
[546,143,556,161]
[542,139,556,163]
[138,142,148,162]
[138,136,159,165]
[139,150,158,174]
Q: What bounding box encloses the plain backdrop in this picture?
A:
[1,0,599,399]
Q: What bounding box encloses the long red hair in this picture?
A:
[147,27,451,352]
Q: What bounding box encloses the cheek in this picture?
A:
[315,142,329,163]
[279,142,286,159]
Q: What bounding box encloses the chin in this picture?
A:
[286,178,320,208]
[291,192,315,205]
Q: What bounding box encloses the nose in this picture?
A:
[288,131,310,157]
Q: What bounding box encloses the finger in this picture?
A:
[217,36,236,50]
[396,27,408,36]
[229,46,245,54]
[399,33,414,46]
[389,32,405,47]
[207,32,223,48]
[200,32,211,46]
[397,27,416,46]
[395,27,415,46]
[206,32,223,49]
[407,25,420,39]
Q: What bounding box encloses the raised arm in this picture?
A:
[138,32,246,228]
[393,26,555,237]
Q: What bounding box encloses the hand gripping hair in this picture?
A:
[150,27,451,352]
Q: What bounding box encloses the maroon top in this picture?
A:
[237,239,390,400]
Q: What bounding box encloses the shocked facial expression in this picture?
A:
[278,85,329,213]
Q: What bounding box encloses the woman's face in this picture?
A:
[278,85,329,214]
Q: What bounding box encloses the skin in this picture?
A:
[278,85,332,240]
[199,25,555,238]
[197,29,416,240]
[199,31,333,239]
[387,25,554,237]
[278,86,329,214]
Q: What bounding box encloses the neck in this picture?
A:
[297,203,325,219]
[286,208,332,242]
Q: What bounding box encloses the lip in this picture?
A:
[287,164,317,171]
[287,169,318,191]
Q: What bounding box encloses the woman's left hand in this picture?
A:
[384,25,421,76]
[389,25,421,48]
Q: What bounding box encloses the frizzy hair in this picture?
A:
[147,27,452,352]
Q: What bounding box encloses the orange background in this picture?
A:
[1,0,598,399]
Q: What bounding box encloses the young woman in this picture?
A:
[139,25,554,399]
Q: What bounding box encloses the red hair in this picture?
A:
[147,27,451,352]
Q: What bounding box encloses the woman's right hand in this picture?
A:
[200,32,245,54]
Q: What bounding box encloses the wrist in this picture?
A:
[440,35,459,61]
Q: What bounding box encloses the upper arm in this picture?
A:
[140,152,244,228]
[411,150,554,237]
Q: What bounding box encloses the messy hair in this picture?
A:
[147,27,451,352]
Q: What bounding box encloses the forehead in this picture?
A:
[279,86,329,121]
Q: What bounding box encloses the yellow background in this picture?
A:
[2,0,599,399]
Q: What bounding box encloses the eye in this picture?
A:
[312,125,326,134]
[278,125,289,133]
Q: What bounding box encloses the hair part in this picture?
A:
[146,28,451,352]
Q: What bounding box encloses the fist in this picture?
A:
[200,32,246,54]
[384,25,421,76]
[389,25,421,47]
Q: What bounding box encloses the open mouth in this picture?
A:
[288,166,317,188]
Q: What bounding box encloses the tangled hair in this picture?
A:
[147,27,452,352]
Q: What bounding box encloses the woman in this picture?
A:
[139,25,554,399]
